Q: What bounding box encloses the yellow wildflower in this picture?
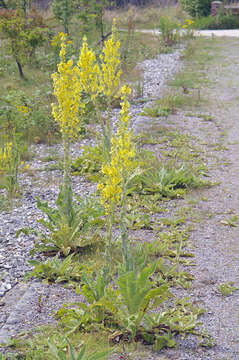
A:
[76,20,122,102]
[16,105,30,113]
[186,19,194,25]
[51,34,82,138]
[51,32,66,47]
[76,36,101,98]
[0,142,13,172]
[99,19,122,98]
[98,85,135,213]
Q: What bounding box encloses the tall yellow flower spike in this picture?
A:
[98,85,136,213]
[76,36,101,100]
[51,33,82,138]
[76,20,121,101]
[99,19,122,98]
[0,142,13,172]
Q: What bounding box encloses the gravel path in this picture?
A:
[146,37,239,359]
[1,36,239,359]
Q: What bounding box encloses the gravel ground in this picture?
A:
[1,36,239,359]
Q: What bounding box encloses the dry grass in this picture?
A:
[104,3,187,30]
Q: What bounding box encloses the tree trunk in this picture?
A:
[99,10,104,45]
[16,60,24,79]
[64,20,69,35]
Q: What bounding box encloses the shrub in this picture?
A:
[194,14,239,29]
[0,89,56,143]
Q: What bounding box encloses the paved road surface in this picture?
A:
[137,28,239,37]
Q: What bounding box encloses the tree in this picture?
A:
[78,0,112,45]
[0,0,32,11]
[0,0,7,9]
[179,0,213,18]
[52,0,74,34]
[0,8,47,78]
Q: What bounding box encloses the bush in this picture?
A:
[194,14,239,29]
[159,16,179,46]
[179,0,213,18]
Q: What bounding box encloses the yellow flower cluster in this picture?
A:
[76,20,121,101]
[99,19,122,98]
[51,33,83,138]
[51,32,63,47]
[76,36,101,99]
[51,22,121,137]
[51,32,66,47]
[186,19,194,25]
[16,105,30,114]
[98,86,135,213]
[181,18,194,29]
[0,141,13,172]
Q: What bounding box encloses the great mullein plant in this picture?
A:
[52,32,83,230]
[32,24,122,256]
[98,85,137,270]
[32,32,101,256]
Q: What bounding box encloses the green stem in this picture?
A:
[120,178,131,271]
[106,99,112,151]
[93,98,112,162]
[100,120,111,161]
[105,204,114,271]
[8,135,20,198]
[62,133,70,188]
[61,132,73,226]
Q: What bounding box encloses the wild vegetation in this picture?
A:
[0,0,228,358]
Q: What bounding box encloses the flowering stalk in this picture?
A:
[51,33,83,223]
[98,85,136,269]
[76,20,122,158]
[51,32,65,70]
[117,86,135,269]
[76,36,110,158]
[99,19,122,152]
